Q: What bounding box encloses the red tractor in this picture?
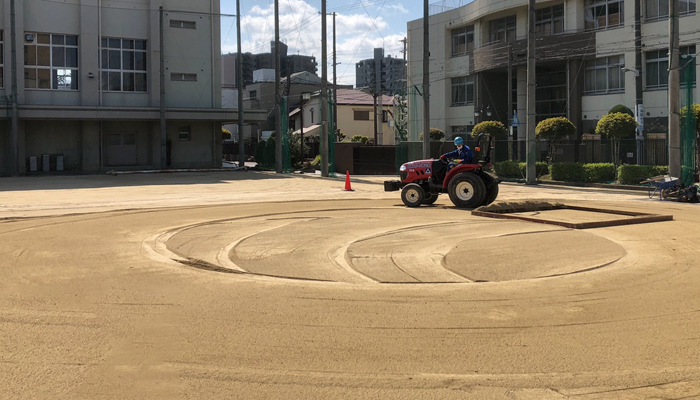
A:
[384,133,500,208]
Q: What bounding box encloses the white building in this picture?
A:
[0,0,263,175]
[408,0,699,142]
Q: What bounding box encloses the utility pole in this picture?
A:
[159,6,167,169]
[9,0,19,176]
[375,48,383,146]
[422,0,430,159]
[274,0,282,173]
[320,0,329,177]
[526,0,537,184]
[332,12,338,135]
[668,0,681,178]
[507,44,513,161]
[634,0,644,165]
[236,0,245,167]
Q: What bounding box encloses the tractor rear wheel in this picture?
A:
[480,173,499,206]
[448,172,485,208]
[422,192,438,205]
[401,183,425,207]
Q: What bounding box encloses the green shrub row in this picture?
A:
[494,161,549,178]
[496,161,667,184]
[617,165,668,185]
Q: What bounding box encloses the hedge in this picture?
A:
[617,165,669,185]
[550,162,586,182]
[583,163,616,183]
[494,161,549,178]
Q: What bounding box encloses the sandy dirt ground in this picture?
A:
[1,172,700,399]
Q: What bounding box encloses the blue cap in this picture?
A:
[454,137,463,145]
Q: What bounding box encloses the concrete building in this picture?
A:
[221,43,318,88]
[407,0,699,143]
[0,0,265,176]
[356,48,406,95]
[290,89,395,145]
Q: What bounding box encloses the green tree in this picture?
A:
[394,93,408,142]
[535,117,576,163]
[596,112,637,175]
[419,128,446,141]
[680,103,700,134]
[470,121,508,140]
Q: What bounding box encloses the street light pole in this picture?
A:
[236,0,245,167]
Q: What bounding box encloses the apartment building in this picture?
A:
[0,0,255,176]
[407,0,699,142]
[356,48,406,95]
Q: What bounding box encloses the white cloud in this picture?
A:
[222,0,407,86]
[386,4,409,14]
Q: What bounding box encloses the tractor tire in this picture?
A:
[480,173,499,206]
[422,192,439,205]
[401,183,425,207]
[448,172,485,209]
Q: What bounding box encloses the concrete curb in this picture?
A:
[106,166,250,175]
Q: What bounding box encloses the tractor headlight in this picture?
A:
[399,164,407,172]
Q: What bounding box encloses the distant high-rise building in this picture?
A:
[355,49,406,95]
[222,41,317,88]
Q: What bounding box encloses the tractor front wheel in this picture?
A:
[448,172,485,208]
[422,192,439,205]
[401,183,425,207]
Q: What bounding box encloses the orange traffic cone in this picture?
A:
[344,171,354,191]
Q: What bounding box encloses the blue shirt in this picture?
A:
[442,145,473,163]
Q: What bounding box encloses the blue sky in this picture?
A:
[219,0,423,86]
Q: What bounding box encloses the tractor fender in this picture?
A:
[442,163,481,187]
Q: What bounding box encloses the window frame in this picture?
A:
[451,25,474,57]
[535,4,565,36]
[0,31,4,88]
[584,0,625,30]
[100,37,147,93]
[171,73,197,82]
[451,76,475,106]
[488,16,517,44]
[178,125,192,141]
[24,33,79,91]
[584,55,625,94]
[170,20,196,29]
[646,46,697,89]
[645,0,695,21]
[354,110,370,121]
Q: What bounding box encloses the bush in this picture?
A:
[494,161,521,178]
[551,162,586,182]
[418,128,446,141]
[583,163,615,183]
[494,161,549,179]
[617,165,669,185]
[608,104,634,117]
[263,138,276,168]
[222,128,232,141]
[535,117,576,141]
[350,135,370,144]
[471,121,508,140]
[680,103,700,133]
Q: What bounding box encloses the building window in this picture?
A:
[451,76,475,106]
[100,38,147,92]
[646,0,695,21]
[536,4,565,36]
[584,55,625,94]
[179,125,191,141]
[354,110,370,121]
[585,0,624,30]
[488,16,516,44]
[646,46,696,89]
[451,26,474,56]
[310,108,314,124]
[24,33,79,90]
[382,110,389,123]
[249,90,257,100]
[171,73,197,82]
[170,20,196,29]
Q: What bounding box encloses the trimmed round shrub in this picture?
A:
[471,121,508,140]
[535,117,576,141]
[419,128,446,141]
[596,113,638,139]
[608,104,634,117]
[350,135,370,144]
[254,140,266,163]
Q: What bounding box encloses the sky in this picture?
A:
[219,0,425,87]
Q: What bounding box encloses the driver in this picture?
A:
[431,137,474,186]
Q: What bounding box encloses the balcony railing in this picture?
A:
[429,0,474,16]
